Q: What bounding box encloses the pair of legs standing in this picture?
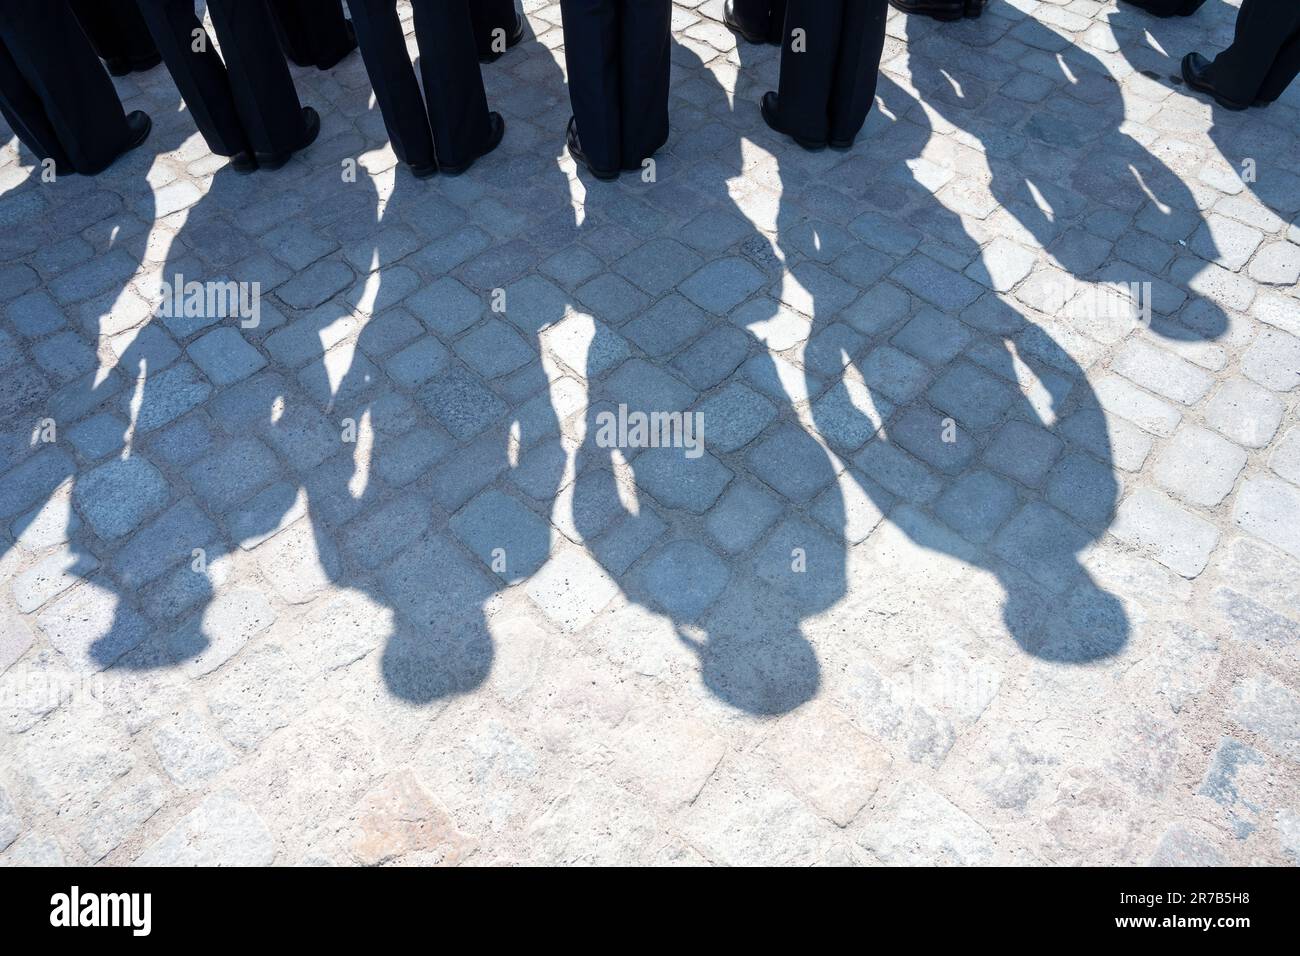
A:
[729,0,889,150]
[0,0,150,175]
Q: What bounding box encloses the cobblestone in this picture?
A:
[1,0,1297,867]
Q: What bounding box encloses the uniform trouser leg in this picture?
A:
[827,0,888,145]
[203,0,308,159]
[1205,0,1300,105]
[70,0,160,68]
[470,0,518,59]
[136,0,249,157]
[348,0,436,168]
[559,0,621,172]
[266,0,354,70]
[411,0,491,169]
[0,0,130,174]
[768,0,789,42]
[618,0,671,170]
[775,0,843,143]
[1257,28,1300,102]
[0,34,73,168]
[730,0,774,38]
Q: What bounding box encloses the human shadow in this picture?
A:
[1,72,208,675]
[1107,0,1300,246]
[569,36,838,714]
[742,18,1139,662]
[898,5,1228,342]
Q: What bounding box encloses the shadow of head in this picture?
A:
[678,618,820,716]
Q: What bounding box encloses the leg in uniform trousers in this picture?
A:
[69,0,162,76]
[887,0,990,19]
[265,0,357,71]
[471,0,525,63]
[0,0,151,174]
[1117,0,1207,16]
[348,0,503,176]
[724,0,786,45]
[1183,0,1300,108]
[136,0,317,170]
[560,0,671,180]
[762,0,888,150]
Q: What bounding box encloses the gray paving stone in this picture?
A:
[73,455,169,540]
[1198,737,1267,839]
[1112,339,1214,406]
[678,256,766,314]
[993,502,1093,594]
[857,343,931,404]
[573,273,651,325]
[928,361,1016,430]
[113,498,220,589]
[129,362,213,433]
[1153,425,1248,507]
[1241,328,1300,392]
[1,446,74,521]
[185,436,280,511]
[77,774,168,862]
[747,423,838,503]
[671,324,750,390]
[983,419,1065,489]
[1094,374,1182,437]
[890,405,977,475]
[693,381,776,453]
[853,438,944,505]
[152,709,234,788]
[0,786,21,852]
[384,336,451,389]
[1234,477,1300,561]
[1148,826,1225,866]
[136,790,276,866]
[1204,378,1285,448]
[343,494,432,572]
[419,367,507,441]
[614,238,703,296]
[1112,489,1220,578]
[890,254,984,311]
[276,258,354,310]
[187,327,267,387]
[638,539,730,621]
[1045,451,1117,530]
[706,480,782,555]
[859,781,995,864]
[634,446,733,514]
[450,489,551,582]
[1229,674,1300,763]
[936,470,1019,544]
[454,319,535,379]
[1248,241,1300,285]
[622,294,707,356]
[752,518,844,610]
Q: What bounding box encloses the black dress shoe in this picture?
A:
[228,151,258,174]
[254,106,321,171]
[1181,52,1250,111]
[723,0,769,44]
[888,0,966,21]
[123,110,152,152]
[104,57,132,77]
[964,0,987,17]
[565,116,619,181]
[761,92,827,151]
[408,161,438,179]
[480,13,526,63]
[440,111,506,175]
[81,110,151,174]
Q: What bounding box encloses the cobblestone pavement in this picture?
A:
[1,0,1298,866]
